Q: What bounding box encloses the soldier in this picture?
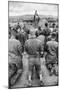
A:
[52,23,56,29]
[43,23,51,37]
[8,29,23,88]
[24,36,44,86]
[16,28,28,52]
[35,27,42,37]
[45,32,58,75]
[16,22,21,31]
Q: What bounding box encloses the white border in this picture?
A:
[0,0,60,90]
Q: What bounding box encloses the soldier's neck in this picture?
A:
[11,35,15,39]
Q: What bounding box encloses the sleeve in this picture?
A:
[17,42,23,56]
[24,41,29,53]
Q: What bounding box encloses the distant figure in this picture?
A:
[34,10,40,28]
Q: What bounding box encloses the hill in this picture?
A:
[9,14,58,23]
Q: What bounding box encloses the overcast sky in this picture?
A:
[9,2,58,17]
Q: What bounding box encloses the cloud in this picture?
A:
[9,2,58,17]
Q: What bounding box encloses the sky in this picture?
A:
[9,2,58,17]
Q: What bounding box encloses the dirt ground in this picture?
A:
[11,53,58,88]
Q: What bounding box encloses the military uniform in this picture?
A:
[25,38,43,80]
[45,40,58,66]
[8,38,23,86]
[35,29,42,37]
[37,35,45,45]
[43,28,51,37]
[16,30,28,47]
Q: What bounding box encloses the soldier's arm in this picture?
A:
[17,42,23,56]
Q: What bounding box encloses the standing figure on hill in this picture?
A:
[34,10,40,28]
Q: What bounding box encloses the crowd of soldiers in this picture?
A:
[8,12,58,88]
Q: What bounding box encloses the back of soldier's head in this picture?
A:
[51,32,56,39]
[45,23,48,27]
[38,26,41,31]
[52,23,56,28]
